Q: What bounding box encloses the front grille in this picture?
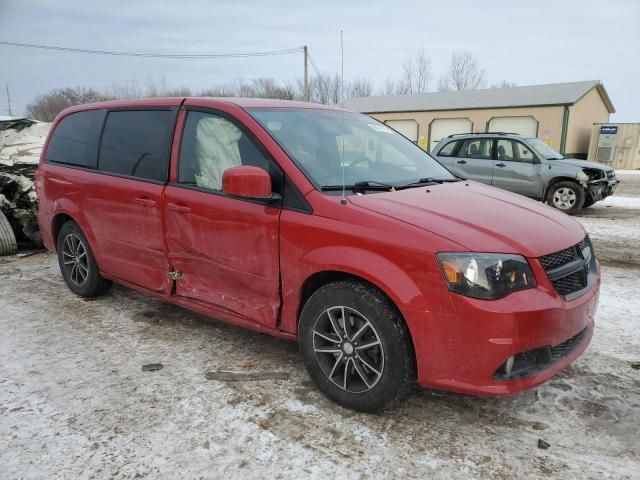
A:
[494,327,590,380]
[553,270,587,296]
[539,246,578,270]
[539,237,594,298]
[550,328,588,362]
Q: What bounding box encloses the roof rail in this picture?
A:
[446,131,520,138]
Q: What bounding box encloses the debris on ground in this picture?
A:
[0,119,51,250]
[141,363,164,372]
[631,362,640,370]
[538,439,551,450]
[205,370,290,381]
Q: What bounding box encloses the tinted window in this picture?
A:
[46,109,104,167]
[98,110,175,182]
[178,111,277,191]
[438,140,458,157]
[458,138,492,160]
[496,139,515,161]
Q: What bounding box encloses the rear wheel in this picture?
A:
[298,280,414,412]
[546,181,585,215]
[57,221,111,297]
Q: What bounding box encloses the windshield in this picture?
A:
[248,108,456,191]
[527,138,564,160]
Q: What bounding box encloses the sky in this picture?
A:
[0,0,639,121]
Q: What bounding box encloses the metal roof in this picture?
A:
[344,80,615,114]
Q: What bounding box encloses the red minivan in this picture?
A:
[36,97,600,411]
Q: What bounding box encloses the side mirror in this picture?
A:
[222,166,277,201]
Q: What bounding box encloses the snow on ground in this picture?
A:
[0,194,639,479]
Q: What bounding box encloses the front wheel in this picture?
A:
[298,280,415,412]
[546,181,585,215]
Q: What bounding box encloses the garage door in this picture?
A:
[429,118,472,152]
[488,116,538,137]
[385,119,418,143]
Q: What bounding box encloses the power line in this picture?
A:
[0,41,304,59]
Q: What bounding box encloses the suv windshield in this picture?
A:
[248,108,456,191]
[527,138,564,160]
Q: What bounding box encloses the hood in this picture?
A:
[553,158,613,171]
[349,181,586,258]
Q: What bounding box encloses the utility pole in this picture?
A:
[303,45,309,102]
[5,84,12,116]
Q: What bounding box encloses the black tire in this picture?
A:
[0,210,17,256]
[298,280,415,412]
[56,221,111,297]
[546,181,585,215]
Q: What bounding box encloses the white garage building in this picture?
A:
[344,80,614,158]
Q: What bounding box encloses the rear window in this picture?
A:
[98,110,175,182]
[45,109,104,167]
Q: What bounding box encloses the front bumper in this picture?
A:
[587,178,619,202]
[408,260,600,396]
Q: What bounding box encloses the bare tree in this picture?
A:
[491,80,517,88]
[381,78,396,95]
[346,77,373,98]
[396,50,432,94]
[438,51,486,91]
[25,87,112,121]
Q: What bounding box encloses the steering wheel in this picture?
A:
[348,156,372,169]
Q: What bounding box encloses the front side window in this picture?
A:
[98,110,175,182]
[437,140,459,157]
[247,108,455,190]
[515,141,535,162]
[496,139,515,161]
[458,139,493,160]
[527,138,563,160]
[46,109,104,167]
[178,111,276,191]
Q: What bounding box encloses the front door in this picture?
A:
[164,110,282,328]
[491,139,543,198]
[448,137,494,185]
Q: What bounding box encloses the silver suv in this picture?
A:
[432,132,619,214]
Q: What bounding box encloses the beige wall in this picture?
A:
[369,106,565,152]
[565,88,610,156]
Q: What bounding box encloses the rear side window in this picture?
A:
[46,109,104,167]
[437,140,458,157]
[98,110,175,182]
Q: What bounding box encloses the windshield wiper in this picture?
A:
[546,157,564,160]
[321,180,396,192]
[397,177,461,189]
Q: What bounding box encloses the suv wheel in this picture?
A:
[298,280,414,412]
[57,221,112,297]
[546,181,585,214]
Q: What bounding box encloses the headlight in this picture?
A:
[437,253,536,299]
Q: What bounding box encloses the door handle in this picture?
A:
[495,163,506,167]
[134,196,157,207]
[457,160,467,164]
[167,202,191,213]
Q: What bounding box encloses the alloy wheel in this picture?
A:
[62,233,89,286]
[312,306,385,393]
[553,187,577,210]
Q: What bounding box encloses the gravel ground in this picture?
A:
[1,195,639,479]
